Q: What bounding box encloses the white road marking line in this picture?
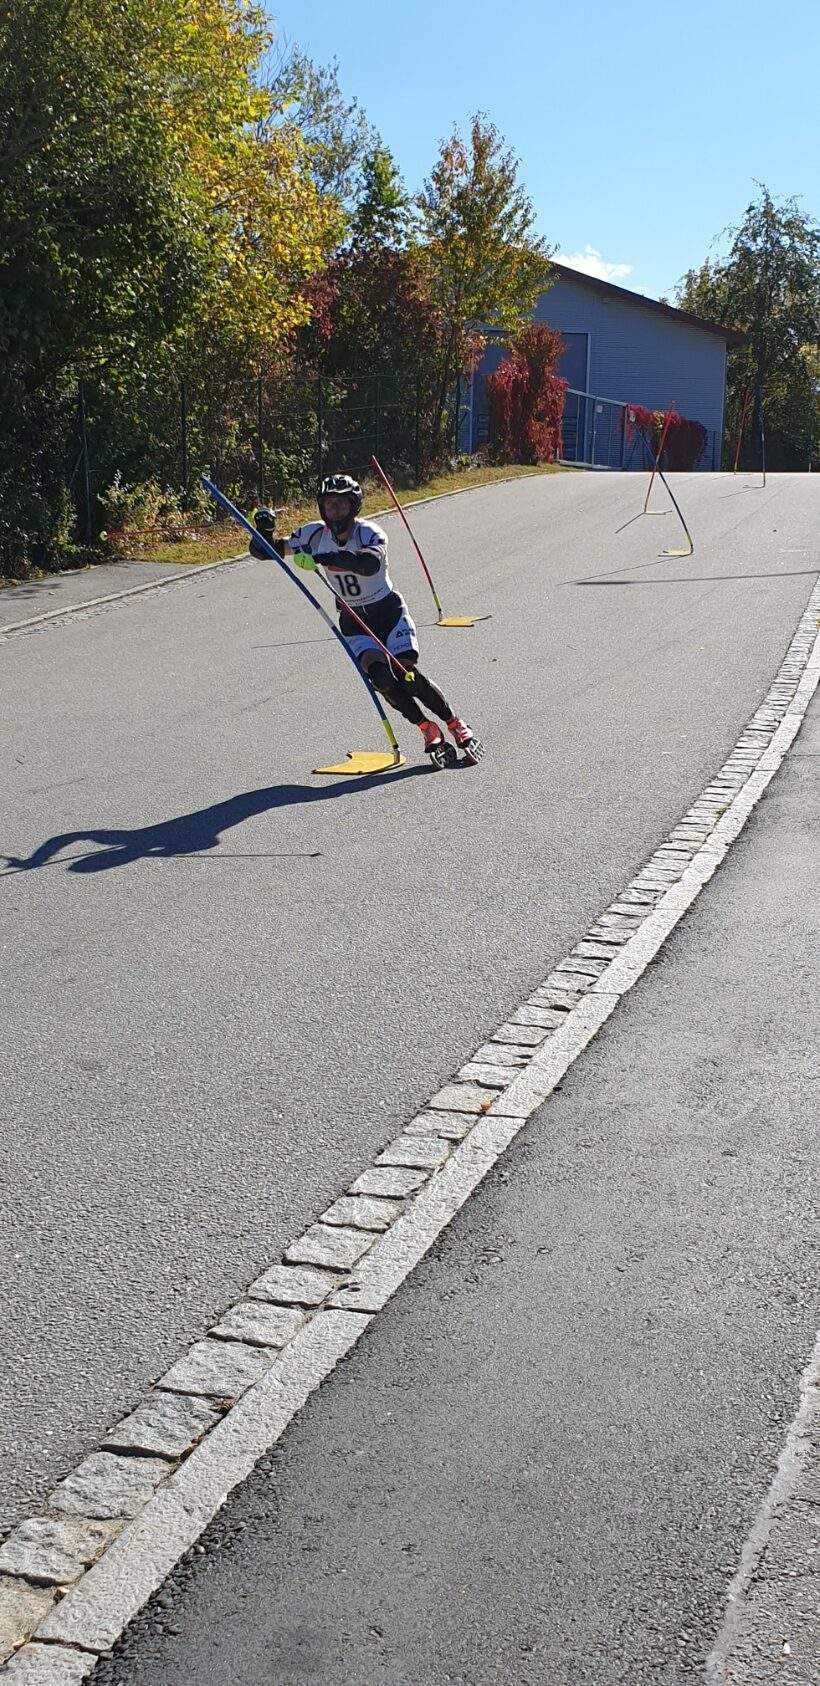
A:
[1,579,818,1679]
[704,1331,820,1684]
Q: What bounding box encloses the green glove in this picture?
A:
[292,550,317,571]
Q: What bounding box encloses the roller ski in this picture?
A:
[418,720,458,770]
[448,717,484,766]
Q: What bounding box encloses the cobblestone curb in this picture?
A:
[2,579,818,1678]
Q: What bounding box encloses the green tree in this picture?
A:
[350,147,417,249]
[417,115,553,453]
[677,186,820,469]
[0,0,341,571]
[296,115,554,474]
[260,45,376,208]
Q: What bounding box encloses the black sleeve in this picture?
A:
[322,548,381,576]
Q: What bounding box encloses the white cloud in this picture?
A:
[557,245,634,285]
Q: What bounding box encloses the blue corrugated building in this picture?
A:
[469,263,742,468]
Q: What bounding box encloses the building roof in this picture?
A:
[551,262,745,347]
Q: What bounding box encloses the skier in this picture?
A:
[251,474,482,767]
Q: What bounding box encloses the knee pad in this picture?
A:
[368,660,413,703]
[366,660,395,698]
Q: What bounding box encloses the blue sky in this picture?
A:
[266,0,818,302]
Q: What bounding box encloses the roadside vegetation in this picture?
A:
[2,4,816,583]
[0,462,566,588]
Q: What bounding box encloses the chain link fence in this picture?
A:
[63,369,472,541]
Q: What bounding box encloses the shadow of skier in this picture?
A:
[2,768,427,876]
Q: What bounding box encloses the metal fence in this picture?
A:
[53,370,723,545]
[63,370,471,540]
[557,388,720,472]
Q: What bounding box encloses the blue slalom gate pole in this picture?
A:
[201,477,402,764]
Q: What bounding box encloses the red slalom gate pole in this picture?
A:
[311,557,415,678]
[643,408,675,513]
[733,388,751,472]
[371,454,446,619]
[370,454,490,627]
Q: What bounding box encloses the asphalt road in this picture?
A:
[1,472,817,1542]
[95,651,820,1686]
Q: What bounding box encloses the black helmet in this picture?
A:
[317,473,362,533]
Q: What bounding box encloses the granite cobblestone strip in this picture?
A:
[509,1004,568,1028]
[208,1303,305,1349]
[284,1222,376,1272]
[32,1314,372,1658]
[102,1393,223,1459]
[530,984,585,1006]
[0,1584,57,1667]
[319,1195,404,1232]
[349,1165,429,1197]
[468,1043,529,1067]
[246,1261,343,1305]
[491,1024,550,1047]
[0,1520,120,1589]
[558,956,610,978]
[48,1456,173,1523]
[3,1643,97,1682]
[155,1339,274,1402]
[1,576,817,1679]
[456,1063,516,1088]
[428,1083,497,1113]
[402,1109,479,1139]
[376,1135,452,1170]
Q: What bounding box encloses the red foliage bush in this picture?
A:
[625,404,707,470]
[486,323,567,465]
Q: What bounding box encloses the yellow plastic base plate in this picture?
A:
[313,750,406,776]
[437,614,491,628]
[660,547,694,558]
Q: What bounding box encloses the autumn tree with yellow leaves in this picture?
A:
[0,0,341,570]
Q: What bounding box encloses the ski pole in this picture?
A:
[201,478,403,759]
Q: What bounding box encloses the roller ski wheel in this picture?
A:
[428,739,458,771]
[447,718,484,766]
[419,722,458,770]
[459,734,484,766]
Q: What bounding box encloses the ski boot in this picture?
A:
[447,717,484,766]
[418,719,457,770]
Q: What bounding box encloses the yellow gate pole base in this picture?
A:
[437,614,492,628]
[313,750,407,776]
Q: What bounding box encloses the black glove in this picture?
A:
[250,533,281,558]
